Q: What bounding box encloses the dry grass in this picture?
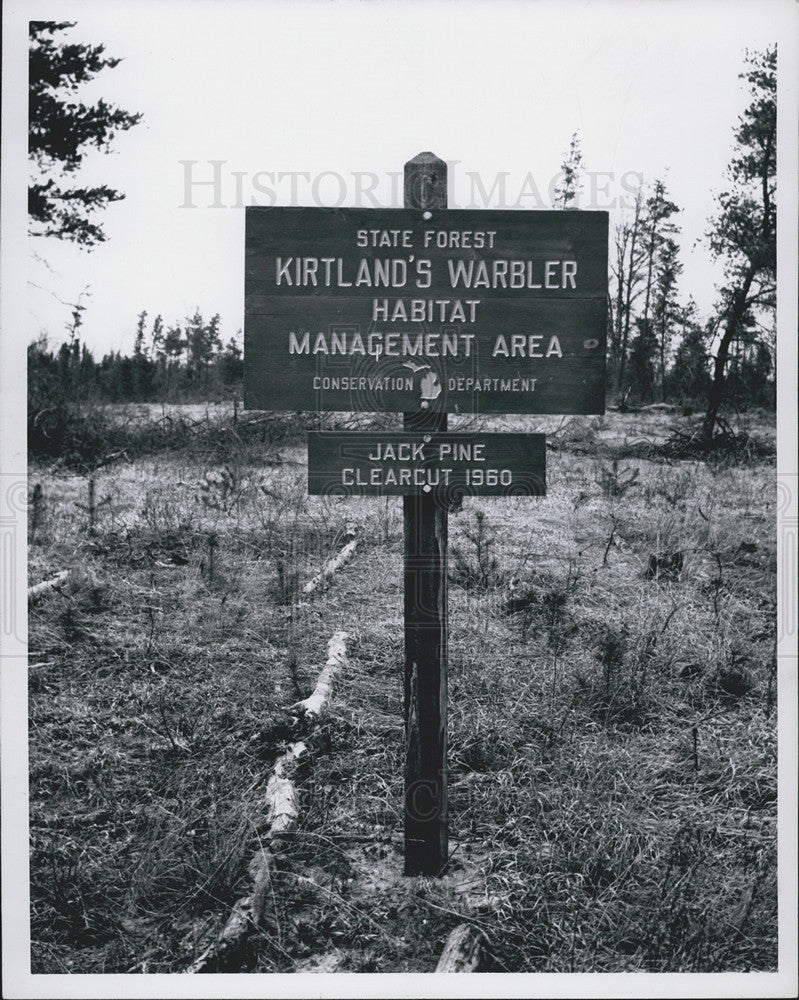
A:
[28,406,778,973]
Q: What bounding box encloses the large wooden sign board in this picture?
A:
[308,431,545,497]
[245,207,607,415]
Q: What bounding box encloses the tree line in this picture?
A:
[29,309,244,404]
[26,276,774,411]
[557,45,776,418]
[606,174,774,412]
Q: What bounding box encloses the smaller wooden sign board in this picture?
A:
[307,431,545,498]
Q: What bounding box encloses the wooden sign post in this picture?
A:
[244,152,608,878]
[403,153,448,876]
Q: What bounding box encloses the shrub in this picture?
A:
[449,509,505,591]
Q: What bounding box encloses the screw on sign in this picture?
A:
[243,152,608,876]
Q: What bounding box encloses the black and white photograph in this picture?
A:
[1,1,797,997]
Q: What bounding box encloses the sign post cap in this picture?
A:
[406,151,446,165]
[404,152,447,211]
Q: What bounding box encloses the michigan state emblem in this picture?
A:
[403,361,442,403]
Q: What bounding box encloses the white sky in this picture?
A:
[3,0,791,355]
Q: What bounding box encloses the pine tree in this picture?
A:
[150,314,165,356]
[628,316,658,404]
[667,301,711,406]
[29,21,142,246]
[640,180,680,344]
[219,335,244,386]
[132,310,156,399]
[150,315,166,394]
[79,343,96,397]
[133,310,148,358]
[702,46,776,438]
[163,323,186,396]
[651,235,683,400]
[612,179,681,402]
[610,188,646,397]
[185,310,222,386]
[553,132,584,209]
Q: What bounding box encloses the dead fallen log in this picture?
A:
[27,570,70,603]
[302,535,358,596]
[264,740,305,838]
[189,628,351,972]
[435,923,484,972]
[248,740,307,924]
[188,741,307,973]
[289,631,348,721]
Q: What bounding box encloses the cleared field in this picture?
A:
[27,409,778,973]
